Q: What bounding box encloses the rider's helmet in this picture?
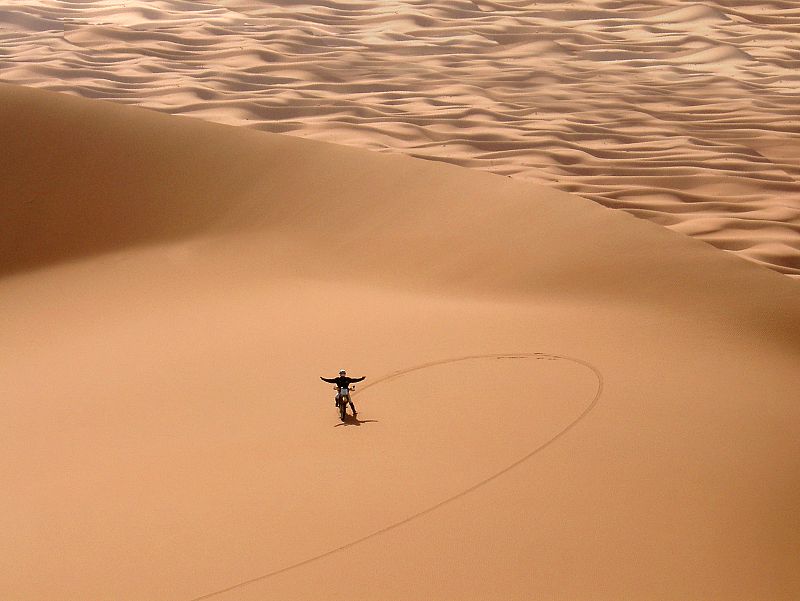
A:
[339,369,346,376]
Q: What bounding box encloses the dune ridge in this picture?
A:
[1,0,799,277]
[2,83,800,601]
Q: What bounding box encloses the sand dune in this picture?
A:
[2,84,799,600]
[1,0,799,277]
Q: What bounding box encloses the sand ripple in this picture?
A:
[2,0,799,277]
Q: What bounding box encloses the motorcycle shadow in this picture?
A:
[334,414,379,427]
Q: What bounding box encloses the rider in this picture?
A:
[320,369,366,416]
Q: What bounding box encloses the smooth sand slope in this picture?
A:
[2,0,799,278]
[2,85,800,601]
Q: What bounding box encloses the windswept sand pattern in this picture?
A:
[2,0,799,276]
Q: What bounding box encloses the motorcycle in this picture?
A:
[334,385,356,421]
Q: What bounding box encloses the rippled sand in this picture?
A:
[2,0,799,277]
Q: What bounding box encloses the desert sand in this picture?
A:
[1,0,798,277]
[2,2,800,601]
[3,82,799,600]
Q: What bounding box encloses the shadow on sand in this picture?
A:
[334,414,378,427]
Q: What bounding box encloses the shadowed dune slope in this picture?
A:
[2,85,799,601]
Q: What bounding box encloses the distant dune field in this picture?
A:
[1,0,799,277]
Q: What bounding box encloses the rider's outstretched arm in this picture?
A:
[320,376,337,383]
[352,376,366,382]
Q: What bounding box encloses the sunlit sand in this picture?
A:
[2,2,799,600]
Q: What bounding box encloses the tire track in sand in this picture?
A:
[187,352,603,601]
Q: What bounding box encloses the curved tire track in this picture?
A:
[188,352,603,601]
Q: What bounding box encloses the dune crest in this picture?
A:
[2,84,799,601]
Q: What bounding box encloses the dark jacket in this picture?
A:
[321,375,366,388]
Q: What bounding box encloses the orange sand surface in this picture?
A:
[2,83,799,600]
[1,0,799,277]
